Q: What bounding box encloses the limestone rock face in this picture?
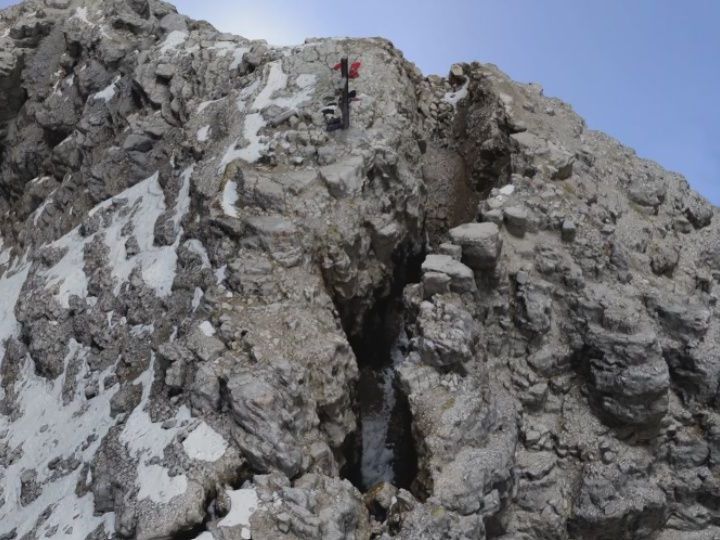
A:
[0,1,718,539]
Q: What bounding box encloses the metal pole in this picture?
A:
[341,57,350,129]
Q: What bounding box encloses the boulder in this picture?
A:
[504,205,528,237]
[421,254,477,294]
[449,222,502,270]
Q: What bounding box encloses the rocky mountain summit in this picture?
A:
[1,1,719,539]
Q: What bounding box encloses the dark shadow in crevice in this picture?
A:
[338,242,424,496]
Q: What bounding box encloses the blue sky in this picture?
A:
[2,0,718,204]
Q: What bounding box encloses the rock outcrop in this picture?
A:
[0,1,718,539]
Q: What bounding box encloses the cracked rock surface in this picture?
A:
[0,1,719,539]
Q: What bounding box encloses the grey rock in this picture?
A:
[449,222,502,270]
[408,296,479,371]
[561,219,577,242]
[422,270,451,297]
[504,205,528,237]
[438,242,462,260]
[109,383,142,417]
[568,463,667,540]
[421,254,477,294]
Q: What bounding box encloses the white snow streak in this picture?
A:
[197,98,225,113]
[92,76,120,102]
[221,181,239,218]
[443,79,469,106]
[218,113,267,172]
[252,61,289,111]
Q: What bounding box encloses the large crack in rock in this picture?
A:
[338,243,423,496]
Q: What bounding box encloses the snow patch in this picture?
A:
[130,324,154,337]
[0,238,9,267]
[70,7,91,24]
[236,79,261,113]
[174,165,194,231]
[42,227,89,308]
[199,321,216,337]
[121,357,191,504]
[192,287,204,311]
[253,61,289,110]
[183,422,228,462]
[220,62,316,172]
[137,464,188,504]
[499,184,515,196]
[197,125,211,142]
[99,172,175,296]
[215,265,227,285]
[221,181,239,218]
[230,47,250,70]
[218,112,268,172]
[219,488,259,538]
[42,170,190,308]
[209,41,237,53]
[32,196,53,225]
[296,73,317,89]
[0,342,118,538]
[443,80,469,107]
[160,31,188,54]
[253,61,316,111]
[93,76,120,102]
[197,97,226,113]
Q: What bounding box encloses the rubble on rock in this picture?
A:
[0,1,718,539]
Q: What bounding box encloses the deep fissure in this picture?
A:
[339,244,424,494]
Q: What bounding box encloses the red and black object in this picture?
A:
[327,57,361,132]
[334,60,362,79]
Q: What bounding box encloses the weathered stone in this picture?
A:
[504,205,528,237]
[449,222,502,270]
[421,254,477,294]
[561,219,576,242]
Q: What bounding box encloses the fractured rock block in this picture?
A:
[421,254,477,294]
[503,205,528,237]
[449,222,502,270]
